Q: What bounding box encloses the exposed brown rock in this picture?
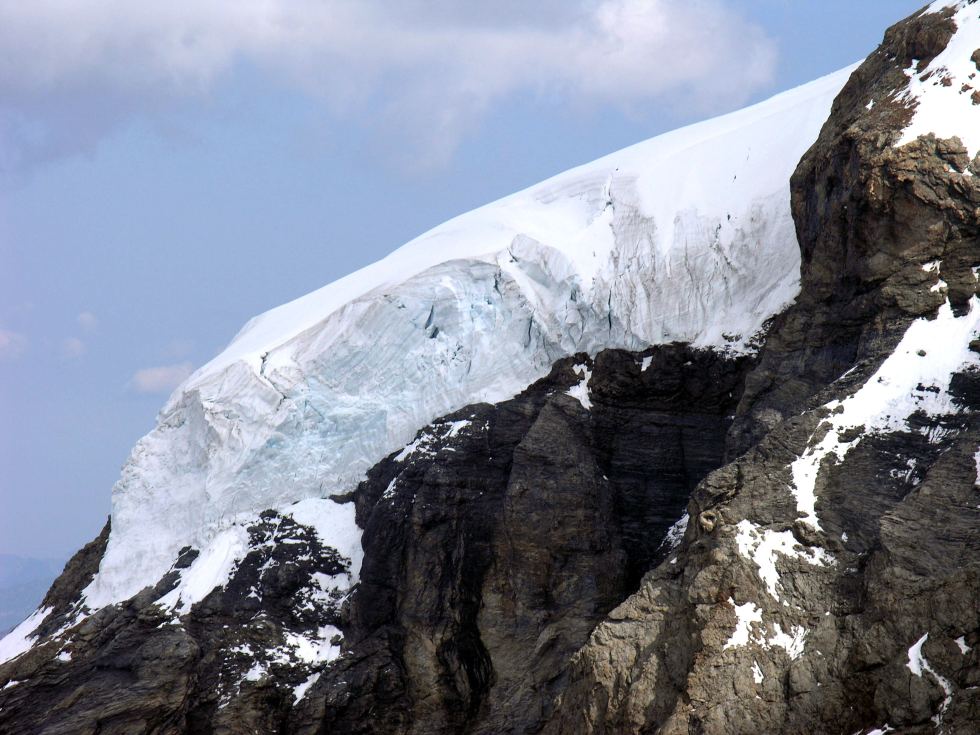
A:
[544,5,980,733]
[730,2,978,454]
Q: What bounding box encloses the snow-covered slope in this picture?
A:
[81,66,857,612]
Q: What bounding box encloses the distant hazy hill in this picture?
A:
[0,555,64,634]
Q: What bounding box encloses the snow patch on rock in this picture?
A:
[156,525,250,612]
[566,363,593,410]
[722,598,809,660]
[286,498,363,580]
[768,623,808,660]
[659,512,689,553]
[243,662,266,682]
[0,607,51,666]
[395,418,476,463]
[790,298,980,530]
[907,632,954,726]
[734,520,832,601]
[293,671,321,703]
[900,2,980,156]
[286,626,341,665]
[724,599,763,650]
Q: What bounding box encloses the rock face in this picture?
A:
[2,3,979,734]
[732,1,979,454]
[0,511,353,734]
[295,347,750,735]
[0,347,750,735]
[545,4,980,734]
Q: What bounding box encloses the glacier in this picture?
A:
[72,65,862,613]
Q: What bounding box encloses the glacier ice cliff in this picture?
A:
[85,65,853,611]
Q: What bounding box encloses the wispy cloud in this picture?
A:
[129,361,194,394]
[0,328,27,360]
[61,336,86,359]
[76,311,98,332]
[0,0,777,171]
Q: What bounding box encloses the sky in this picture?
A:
[0,0,927,559]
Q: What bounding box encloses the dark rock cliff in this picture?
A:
[1,4,979,734]
[0,347,751,735]
[293,347,750,735]
[732,2,979,454]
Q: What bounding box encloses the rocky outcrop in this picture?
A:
[0,512,354,734]
[292,347,750,735]
[548,375,979,733]
[546,4,980,734]
[731,2,978,453]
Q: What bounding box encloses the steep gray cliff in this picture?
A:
[296,347,751,735]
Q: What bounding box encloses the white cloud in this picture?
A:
[0,0,777,170]
[0,328,27,359]
[130,362,194,394]
[77,311,98,332]
[61,336,86,358]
